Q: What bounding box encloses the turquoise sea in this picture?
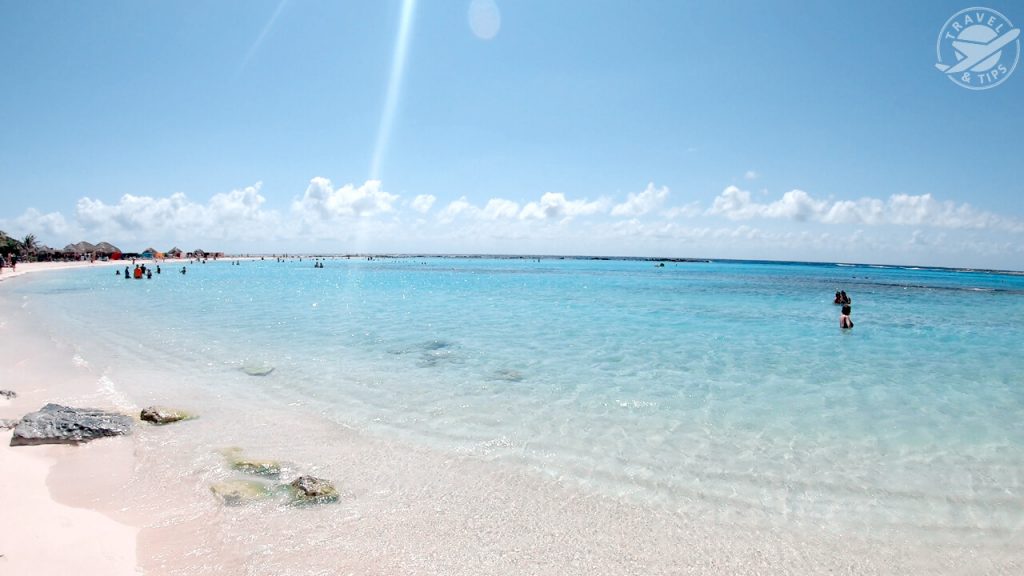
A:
[5,256,1024,573]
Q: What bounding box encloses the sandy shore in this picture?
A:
[0,260,141,575]
[0,431,140,575]
[0,259,152,283]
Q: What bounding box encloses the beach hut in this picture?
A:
[166,247,183,259]
[93,241,121,260]
[64,241,97,261]
[140,247,157,259]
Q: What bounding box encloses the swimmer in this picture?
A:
[840,305,854,329]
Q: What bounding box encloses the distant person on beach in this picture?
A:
[840,305,854,329]
[0,254,6,273]
[9,255,15,271]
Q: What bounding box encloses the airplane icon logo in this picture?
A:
[936,7,1020,90]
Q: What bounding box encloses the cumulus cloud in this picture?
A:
[410,194,436,213]
[707,186,1023,232]
[14,208,70,238]
[73,183,272,240]
[482,198,520,220]
[611,182,669,217]
[519,192,608,221]
[439,196,475,222]
[291,178,398,220]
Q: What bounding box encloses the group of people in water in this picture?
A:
[117,262,161,279]
[834,290,854,329]
[116,261,189,279]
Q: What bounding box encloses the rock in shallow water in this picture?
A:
[0,390,16,399]
[10,403,133,446]
[232,458,282,478]
[210,480,274,506]
[140,406,192,425]
[240,360,274,376]
[288,475,339,504]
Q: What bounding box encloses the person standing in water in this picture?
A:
[840,305,854,329]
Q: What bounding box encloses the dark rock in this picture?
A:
[0,390,16,400]
[140,406,192,425]
[10,403,133,446]
[288,475,339,504]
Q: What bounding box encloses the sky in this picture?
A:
[1,0,1022,269]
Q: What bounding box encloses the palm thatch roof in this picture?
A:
[93,241,120,254]
[64,241,97,253]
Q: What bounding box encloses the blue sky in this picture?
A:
[1,0,1022,268]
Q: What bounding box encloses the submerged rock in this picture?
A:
[140,406,193,425]
[222,447,283,478]
[232,459,282,478]
[210,480,274,506]
[288,475,339,504]
[0,390,16,400]
[241,360,274,376]
[10,403,132,446]
[489,368,525,382]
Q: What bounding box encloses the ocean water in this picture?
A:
[5,257,1024,573]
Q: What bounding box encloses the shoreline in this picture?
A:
[0,259,147,284]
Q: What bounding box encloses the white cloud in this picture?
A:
[744,170,759,180]
[410,194,436,213]
[664,202,702,219]
[73,183,272,239]
[707,186,761,220]
[14,208,69,239]
[4,177,1021,269]
[482,198,520,220]
[611,182,669,217]
[708,186,1023,232]
[291,178,398,220]
[519,192,608,221]
[439,196,475,223]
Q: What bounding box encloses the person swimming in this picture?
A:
[840,304,854,329]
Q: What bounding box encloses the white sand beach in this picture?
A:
[0,431,140,576]
[1,261,141,575]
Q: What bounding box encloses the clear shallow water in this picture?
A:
[10,257,1024,546]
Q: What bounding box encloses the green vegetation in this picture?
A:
[0,230,22,257]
